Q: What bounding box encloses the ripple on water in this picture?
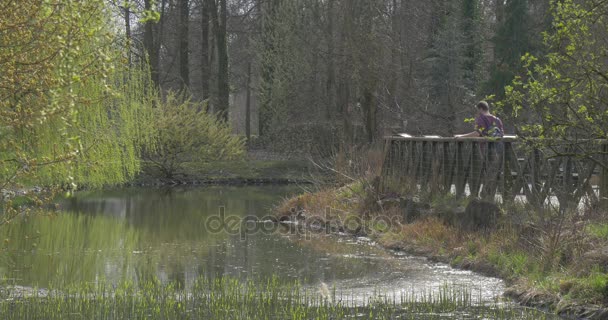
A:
[2,186,531,317]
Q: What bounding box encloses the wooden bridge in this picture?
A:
[380,135,608,209]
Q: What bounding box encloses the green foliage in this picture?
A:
[587,223,608,240]
[0,0,155,190]
[143,94,245,178]
[502,0,608,157]
[564,268,608,302]
[33,67,156,188]
[0,0,160,230]
[587,271,608,298]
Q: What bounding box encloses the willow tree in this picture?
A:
[0,0,155,222]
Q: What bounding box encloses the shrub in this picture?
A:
[144,93,245,179]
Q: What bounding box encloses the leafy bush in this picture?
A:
[144,94,245,179]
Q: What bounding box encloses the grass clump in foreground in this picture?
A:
[276,181,608,316]
[0,276,553,319]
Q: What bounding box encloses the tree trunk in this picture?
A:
[325,0,335,121]
[245,62,252,141]
[179,0,190,89]
[258,0,279,136]
[337,0,354,143]
[214,0,230,121]
[143,0,159,87]
[362,87,377,144]
[124,1,132,67]
[201,0,210,101]
[156,0,167,86]
[339,80,353,144]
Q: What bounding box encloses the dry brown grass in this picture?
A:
[393,218,459,249]
[276,186,360,221]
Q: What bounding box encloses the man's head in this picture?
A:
[476,101,490,115]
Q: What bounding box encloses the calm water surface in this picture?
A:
[0,186,557,318]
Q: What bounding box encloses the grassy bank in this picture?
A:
[277,182,608,319]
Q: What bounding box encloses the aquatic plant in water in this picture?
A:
[0,276,555,319]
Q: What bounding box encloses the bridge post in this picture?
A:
[394,140,403,185]
[421,141,430,187]
[406,140,415,178]
[469,141,483,198]
[529,147,543,207]
[481,141,502,200]
[502,141,514,203]
[379,139,393,192]
[430,141,441,193]
[601,143,608,209]
[455,141,466,198]
[442,141,453,193]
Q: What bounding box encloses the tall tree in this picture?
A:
[258,0,280,136]
[201,0,211,101]
[245,62,252,141]
[179,0,190,89]
[216,0,230,121]
[354,0,381,143]
[123,0,132,66]
[484,0,531,99]
[144,0,160,87]
[462,0,481,88]
[426,0,482,135]
[325,0,336,120]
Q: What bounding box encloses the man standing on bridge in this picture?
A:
[455,101,504,138]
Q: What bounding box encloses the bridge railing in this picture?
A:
[380,135,608,209]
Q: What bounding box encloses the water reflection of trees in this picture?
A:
[2,187,299,288]
[0,214,139,287]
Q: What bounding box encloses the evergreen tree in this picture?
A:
[462,0,481,89]
[484,0,531,99]
[427,0,482,134]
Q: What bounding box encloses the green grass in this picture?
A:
[0,276,555,320]
[335,181,365,199]
[587,223,608,240]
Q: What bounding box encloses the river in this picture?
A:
[0,186,557,319]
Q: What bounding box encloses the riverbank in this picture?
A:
[133,159,314,186]
[276,182,608,319]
